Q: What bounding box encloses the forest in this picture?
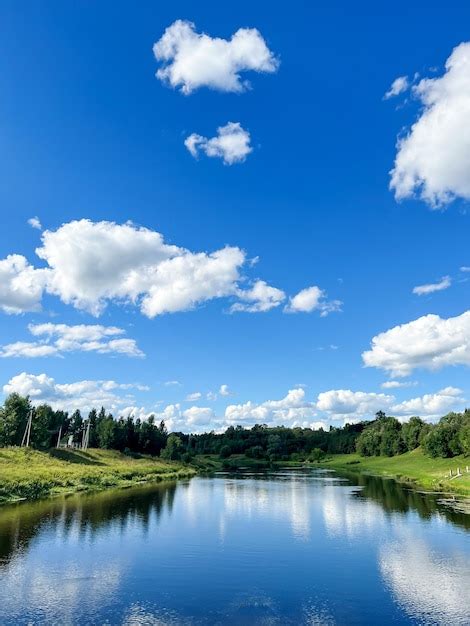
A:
[0,393,469,462]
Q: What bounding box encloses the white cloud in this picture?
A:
[316,389,393,421]
[182,406,215,426]
[185,122,252,165]
[285,286,342,316]
[34,219,246,317]
[163,380,181,387]
[206,384,231,401]
[230,280,285,313]
[27,217,42,230]
[0,342,58,358]
[0,323,143,358]
[0,219,309,319]
[391,386,464,419]
[3,372,148,414]
[384,75,409,99]
[153,19,278,94]
[412,276,451,295]
[225,388,317,427]
[363,310,470,377]
[148,403,218,433]
[139,247,245,317]
[460,266,470,272]
[381,380,417,389]
[185,392,202,402]
[390,42,470,207]
[0,255,47,314]
[219,384,230,396]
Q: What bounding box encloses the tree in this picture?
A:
[97,416,116,449]
[459,423,470,456]
[401,416,427,452]
[309,447,326,462]
[219,445,232,459]
[0,394,31,446]
[70,410,83,444]
[380,417,404,457]
[87,409,99,448]
[33,404,60,449]
[246,445,265,459]
[161,434,184,460]
[356,426,381,456]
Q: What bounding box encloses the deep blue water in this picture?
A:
[0,469,469,625]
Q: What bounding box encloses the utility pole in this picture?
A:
[82,420,90,450]
[21,409,33,447]
[56,424,62,448]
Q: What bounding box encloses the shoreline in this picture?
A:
[315,449,470,498]
[2,447,469,507]
[0,447,196,505]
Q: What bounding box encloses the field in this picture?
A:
[0,447,196,503]
[318,448,470,496]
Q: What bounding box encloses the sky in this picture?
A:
[1,1,470,432]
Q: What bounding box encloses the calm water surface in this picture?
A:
[0,469,469,625]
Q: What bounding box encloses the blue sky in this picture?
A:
[1,1,470,431]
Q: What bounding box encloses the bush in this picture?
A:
[246,445,265,459]
[308,448,326,462]
[219,445,232,459]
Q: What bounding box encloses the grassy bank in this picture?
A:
[317,448,470,496]
[0,447,196,504]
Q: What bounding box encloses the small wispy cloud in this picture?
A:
[412,276,451,296]
[185,391,202,402]
[381,380,417,389]
[27,217,42,230]
[384,75,409,99]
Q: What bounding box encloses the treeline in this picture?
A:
[174,422,364,461]
[356,410,470,458]
[0,393,364,461]
[0,394,168,456]
[1,393,468,462]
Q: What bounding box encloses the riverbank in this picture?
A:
[0,447,196,504]
[317,448,470,496]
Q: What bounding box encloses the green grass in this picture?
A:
[317,448,470,496]
[0,447,196,504]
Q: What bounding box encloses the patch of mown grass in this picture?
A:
[0,447,196,503]
[317,448,470,496]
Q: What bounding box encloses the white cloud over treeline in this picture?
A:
[363,311,470,377]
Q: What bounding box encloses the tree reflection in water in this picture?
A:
[0,479,183,568]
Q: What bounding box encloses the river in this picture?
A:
[0,469,468,625]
